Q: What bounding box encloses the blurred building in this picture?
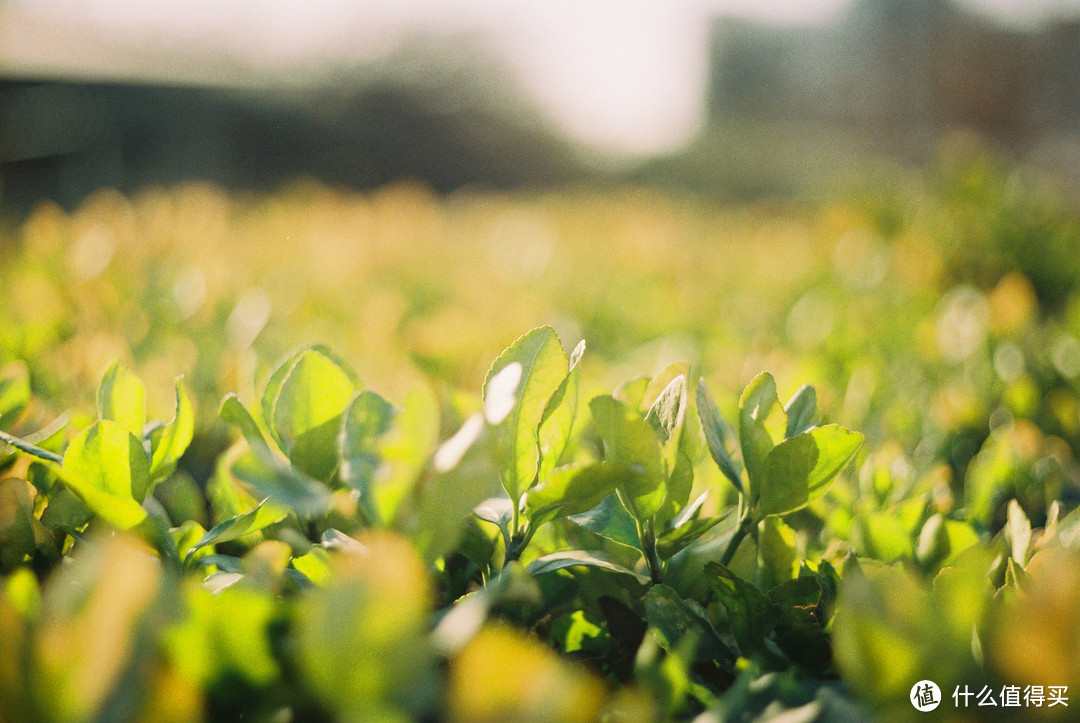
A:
[708,0,1080,153]
[0,44,585,214]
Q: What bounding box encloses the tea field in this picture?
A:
[2,142,1080,721]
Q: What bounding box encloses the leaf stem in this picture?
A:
[503,502,529,567]
[0,429,64,464]
[636,517,664,584]
[720,495,753,567]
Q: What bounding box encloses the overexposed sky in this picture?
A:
[3,0,1079,154]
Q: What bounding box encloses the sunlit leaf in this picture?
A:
[97,361,146,439]
[537,339,585,483]
[184,498,289,564]
[739,372,784,498]
[589,395,665,521]
[758,425,863,517]
[148,375,194,485]
[483,326,569,503]
[57,420,150,527]
[524,462,621,529]
[271,348,356,481]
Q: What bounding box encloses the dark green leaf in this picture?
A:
[184,498,289,564]
[568,493,641,551]
[645,584,735,664]
[784,384,817,439]
[527,550,650,585]
[697,379,744,494]
[704,561,781,655]
[0,478,37,570]
[656,515,724,560]
[339,390,394,516]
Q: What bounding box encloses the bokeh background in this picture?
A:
[3,0,1080,210]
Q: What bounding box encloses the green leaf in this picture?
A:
[272,348,357,481]
[524,462,621,529]
[39,486,92,531]
[483,326,569,503]
[262,346,358,438]
[230,447,332,519]
[97,361,146,438]
[474,497,514,538]
[65,419,151,503]
[261,347,307,442]
[292,547,332,586]
[704,561,781,656]
[339,390,395,518]
[53,421,150,529]
[758,425,863,518]
[656,515,724,560]
[568,493,640,550]
[783,384,817,438]
[0,478,37,571]
[916,514,950,569]
[655,449,694,531]
[527,550,650,586]
[0,361,31,428]
[757,516,797,590]
[220,394,273,454]
[413,419,501,564]
[172,519,210,565]
[431,564,540,655]
[537,339,585,484]
[373,385,439,524]
[645,584,735,664]
[697,379,744,494]
[184,498,289,564]
[148,376,194,485]
[646,375,687,474]
[767,576,831,671]
[738,372,784,498]
[589,395,665,521]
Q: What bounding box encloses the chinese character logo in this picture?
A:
[911,680,942,712]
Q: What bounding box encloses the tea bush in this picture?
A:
[2,144,1080,721]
